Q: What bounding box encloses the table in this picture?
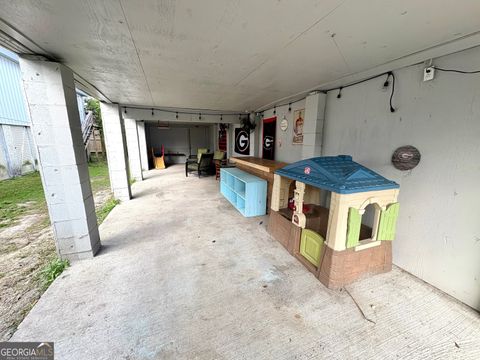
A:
[164,153,186,165]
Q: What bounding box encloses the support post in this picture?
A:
[100,103,131,201]
[302,91,326,159]
[124,118,143,181]
[19,58,100,260]
[137,121,148,171]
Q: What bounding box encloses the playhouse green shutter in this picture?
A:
[346,208,361,248]
[377,203,400,241]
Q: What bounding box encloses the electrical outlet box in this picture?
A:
[423,67,435,81]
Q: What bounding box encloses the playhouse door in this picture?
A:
[300,229,324,267]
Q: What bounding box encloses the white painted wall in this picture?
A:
[147,123,213,164]
[323,45,480,310]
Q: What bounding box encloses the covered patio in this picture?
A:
[1,1,480,358]
[11,166,480,359]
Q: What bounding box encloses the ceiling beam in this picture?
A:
[122,106,242,124]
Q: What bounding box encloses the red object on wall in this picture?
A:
[218,124,227,151]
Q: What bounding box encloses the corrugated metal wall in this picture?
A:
[0,47,87,180]
[0,48,37,179]
[0,48,30,126]
[0,124,37,179]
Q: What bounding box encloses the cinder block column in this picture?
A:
[137,121,149,171]
[100,103,131,201]
[124,117,143,181]
[19,57,100,260]
[302,91,326,159]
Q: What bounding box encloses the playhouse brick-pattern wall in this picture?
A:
[318,241,392,289]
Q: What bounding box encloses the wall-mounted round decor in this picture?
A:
[392,146,421,170]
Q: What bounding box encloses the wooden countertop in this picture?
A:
[230,157,288,173]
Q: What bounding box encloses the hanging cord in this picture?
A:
[258,69,400,113]
[260,65,480,115]
[388,72,396,113]
[326,71,396,113]
[434,67,480,74]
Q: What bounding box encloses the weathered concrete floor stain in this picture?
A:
[12,166,480,359]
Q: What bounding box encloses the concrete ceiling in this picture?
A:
[1,0,480,111]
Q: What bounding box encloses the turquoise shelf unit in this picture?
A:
[220,168,267,217]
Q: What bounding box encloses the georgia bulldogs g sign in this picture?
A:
[262,116,276,160]
[234,128,250,155]
[263,136,274,150]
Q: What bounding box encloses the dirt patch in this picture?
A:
[0,212,54,340]
[94,189,112,210]
[0,214,44,252]
[0,190,112,340]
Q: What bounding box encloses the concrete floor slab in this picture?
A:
[12,165,480,359]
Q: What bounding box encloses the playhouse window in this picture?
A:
[347,203,383,248]
[359,204,374,240]
[359,204,381,241]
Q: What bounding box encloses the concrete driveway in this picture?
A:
[12,165,480,359]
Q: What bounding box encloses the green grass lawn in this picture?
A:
[0,161,114,228]
[0,172,46,228]
[88,160,111,193]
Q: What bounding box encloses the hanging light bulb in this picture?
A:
[273,106,276,115]
[199,113,202,120]
[151,108,154,116]
[176,112,179,119]
[124,107,127,114]
[288,103,292,112]
[337,87,343,99]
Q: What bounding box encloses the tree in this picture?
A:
[86,98,102,129]
[85,98,105,161]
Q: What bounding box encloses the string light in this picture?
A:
[383,73,391,88]
[273,106,276,115]
[337,87,343,99]
[118,106,257,121]
[288,103,292,112]
[258,70,399,114]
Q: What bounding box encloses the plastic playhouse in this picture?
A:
[268,155,400,288]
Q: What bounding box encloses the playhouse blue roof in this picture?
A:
[275,155,399,194]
